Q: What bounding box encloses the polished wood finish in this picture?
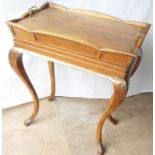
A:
[8,49,39,126]
[97,80,128,155]
[7,2,150,79]
[7,2,150,155]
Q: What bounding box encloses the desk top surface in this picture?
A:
[8,2,150,57]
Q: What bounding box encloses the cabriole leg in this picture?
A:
[108,49,142,126]
[48,61,55,101]
[9,49,39,126]
[96,80,128,155]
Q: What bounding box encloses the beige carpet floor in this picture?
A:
[3,93,152,155]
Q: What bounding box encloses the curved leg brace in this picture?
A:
[9,49,39,126]
[48,61,55,101]
[96,80,128,155]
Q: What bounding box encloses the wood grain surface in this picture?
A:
[7,2,150,155]
[7,2,150,79]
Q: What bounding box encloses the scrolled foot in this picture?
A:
[24,117,33,127]
[97,142,104,155]
[48,96,55,101]
[108,115,118,125]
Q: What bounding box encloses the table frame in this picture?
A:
[8,47,142,155]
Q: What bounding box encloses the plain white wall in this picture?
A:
[0,0,153,108]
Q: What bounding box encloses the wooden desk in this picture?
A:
[7,2,150,155]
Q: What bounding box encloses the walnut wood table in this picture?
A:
[7,2,150,155]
